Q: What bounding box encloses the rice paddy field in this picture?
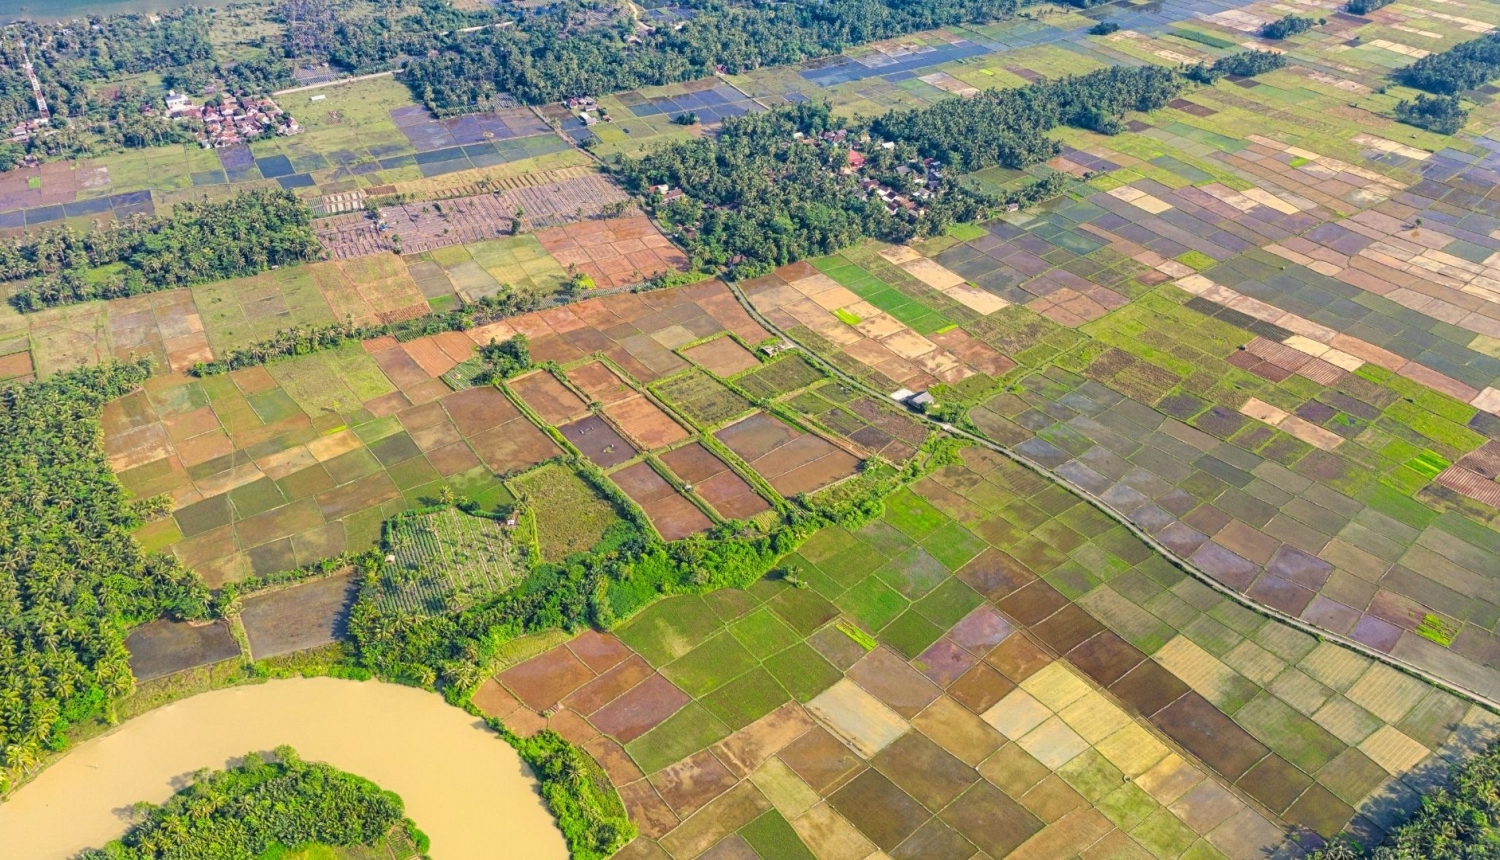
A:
[62,0,1500,853]
[473,469,1499,859]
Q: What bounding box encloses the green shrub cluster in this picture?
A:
[78,746,412,860]
[1395,93,1469,134]
[1184,50,1287,84]
[1260,15,1320,39]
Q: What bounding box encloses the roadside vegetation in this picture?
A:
[189,292,542,376]
[77,746,422,860]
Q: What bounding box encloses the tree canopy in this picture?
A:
[0,10,215,127]
[4,189,321,312]
[0,360,210,789]
[612,102,988,276]
[78,746,412,860]
[1260,14,1319,40]
[1395,93,1468,135]
[1309,739,1500,859]
[397,0,1023,111]
[1398,31,1500,95]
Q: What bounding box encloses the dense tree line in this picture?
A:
[1344,0,1394,14]
[165,56,299,98]
[612,102,989,276]
[79,746,415,859]
[0,359,210,790]
[397,0,1023,110]
[869,65,1184,170]
[1261,15,1320,40]
[1310,739,1500,859]
[277,0,495,74]
[189,288,544,376]
[1185,49,1287,84]
[0,10,215,127]
[1398,31,1500,95]
[504,727,635,860]
[5,189,321,312]
[1395,93,1468,134]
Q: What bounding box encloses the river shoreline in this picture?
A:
[0,676,568,860]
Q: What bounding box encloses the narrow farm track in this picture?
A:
[720,278,1500,714]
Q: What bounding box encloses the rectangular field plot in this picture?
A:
[733,352,826,399]
[125,619,240,681]
[715,412,859,497]
[511,462,625,562]
[611,461,713,541]
[239,572,359,661]
[654,369,755,428]
[376,507,525,614]
[534,215,690,289]
[682,336,762,377]
[789,381,929,464]
[512,369,589,424]
[659,441,773,520]
[603,394,690,451]
[315,173,633,259]
[561,415,639,468]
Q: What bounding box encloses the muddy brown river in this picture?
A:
[0,677,568,859]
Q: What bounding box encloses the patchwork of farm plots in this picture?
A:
[105,280,928,583]
[472,466,1500,858]
[58,0,1500,854]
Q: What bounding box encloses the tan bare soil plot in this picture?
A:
[659,441,772,519]
[611,461,713,540]
[715,412,859,497]
[535,215,690,289]
[683,336,763,376]
[512,369,590,424]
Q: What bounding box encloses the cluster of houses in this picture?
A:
[564,95,612,127]
[163,91,301,148]
[8,117,48,143]
[792,129,943,216]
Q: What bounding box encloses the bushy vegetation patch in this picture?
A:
[1310,739,1500,858]
[1260,15,1319,40]
[5,190,321,312]
[498,726,634,860]
[1398,30,1500,95]
[78,746,414,860]
[1394,93,1469,134]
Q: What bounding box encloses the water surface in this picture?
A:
[0,677,568,860]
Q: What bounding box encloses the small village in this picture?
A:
[164,92,302,148]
